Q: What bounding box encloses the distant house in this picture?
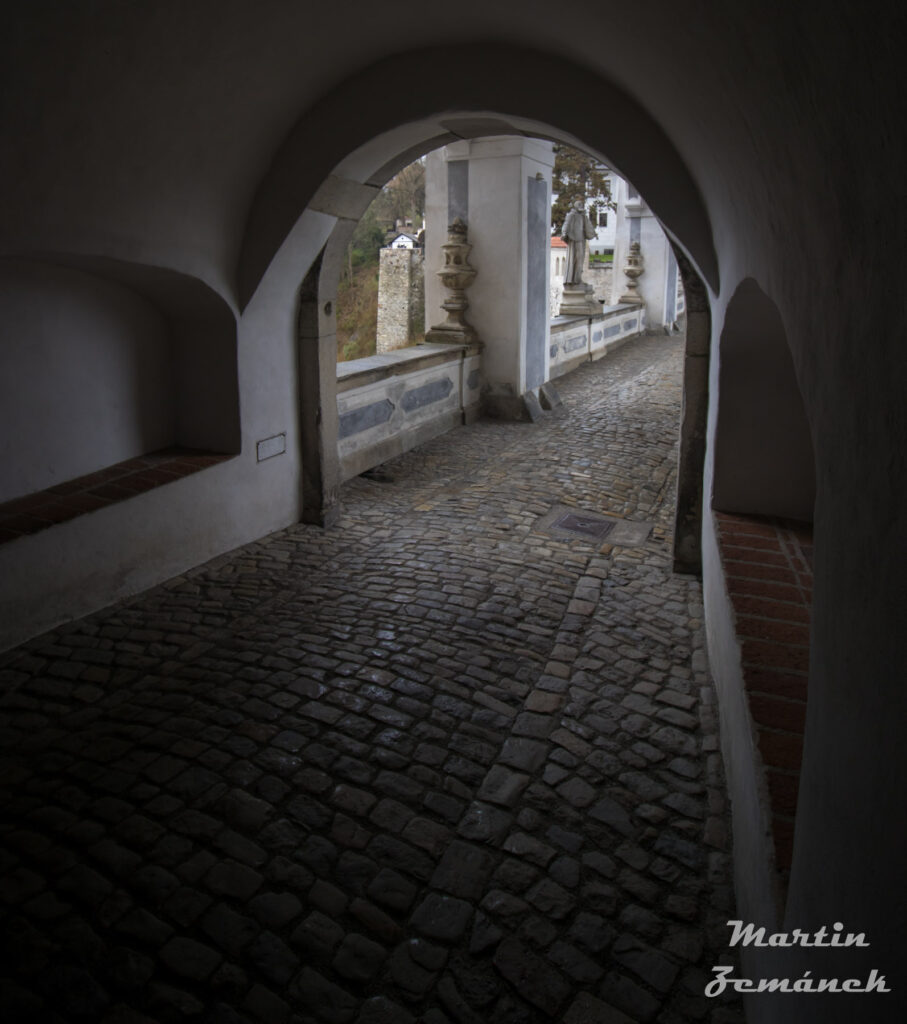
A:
[549,235,568,317]
[550,235,567,277]
[587,171,617,254]
[388,232,420,249]
[552,172,618,256]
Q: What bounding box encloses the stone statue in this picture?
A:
[561,200,596,284]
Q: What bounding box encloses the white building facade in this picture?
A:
[588,170,617,254]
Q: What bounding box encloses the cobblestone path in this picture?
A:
[0,336,744,1024]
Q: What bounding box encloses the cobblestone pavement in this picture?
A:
[0,335,744,1024]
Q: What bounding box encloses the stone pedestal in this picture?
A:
[559,282,599,317]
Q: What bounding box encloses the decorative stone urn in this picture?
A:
[425,218,481,346]
[620,240,645,304]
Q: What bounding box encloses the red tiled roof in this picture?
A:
[551,236,567,248]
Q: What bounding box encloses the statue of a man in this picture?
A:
[561,200,596,285]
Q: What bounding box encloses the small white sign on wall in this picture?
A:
[257,433,286,462]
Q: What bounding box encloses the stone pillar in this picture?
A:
[424,137,555,420]
[298,238,345,528]
[376,247,424,353]
[671,245,710,574]
[298,297,341,527]
[610,178,676,330]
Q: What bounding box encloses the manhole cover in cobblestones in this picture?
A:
[536,505,654,547]
[553,511,616,540]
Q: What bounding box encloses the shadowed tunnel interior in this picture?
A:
[1,5,905,1023]
[0,335,749,1023]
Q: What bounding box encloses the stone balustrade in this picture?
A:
[337,303,645,480]
[549,303,646,378]
[339,301,646,481]
[336,341,482,481]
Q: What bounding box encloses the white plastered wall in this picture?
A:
[0,210,335,650]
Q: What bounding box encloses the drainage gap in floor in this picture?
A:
[536,504,654,546]
[553,511,616,540]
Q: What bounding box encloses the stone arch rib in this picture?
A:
[237,41,719,309]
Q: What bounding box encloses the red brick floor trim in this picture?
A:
[0,448,234,546]
[714,510,813,885]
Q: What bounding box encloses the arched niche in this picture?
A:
[712,278,815,522]
[0,254,239,504]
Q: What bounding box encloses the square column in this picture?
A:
[611,179,679,330]
[425,137,555,419]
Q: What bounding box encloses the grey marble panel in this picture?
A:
[666,247,678,322]
[603,324,622,338]
[339,399,394,439]
[623,318,638,331]
[592,330,603,343]
[467,368,481,390]
[525,175,548,390]
[448,160,468,224]
[523,387,545,422]
[401,377,453,412]
[565,333,587,353]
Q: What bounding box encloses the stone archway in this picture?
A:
[671,245,712,574]
[289,119,714,573]
[704,278,817,945]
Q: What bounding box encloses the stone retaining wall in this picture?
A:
[586,263,614,305]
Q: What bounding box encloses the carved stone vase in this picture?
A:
[620,240,645,304]
[425,218,481,346]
